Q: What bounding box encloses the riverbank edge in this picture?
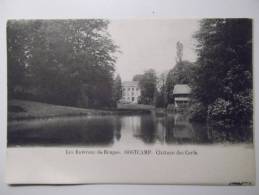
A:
[8,110,152,121]
[8,100,151,122]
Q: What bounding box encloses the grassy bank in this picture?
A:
[117,103,155,110]
[8,100,150,121]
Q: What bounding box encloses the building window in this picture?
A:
[132,97,135,102]
[128,88,130,91]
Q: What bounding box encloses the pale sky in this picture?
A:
[108,19,200,81]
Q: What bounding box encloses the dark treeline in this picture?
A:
[190,18,253,125]
[7,19,118,108]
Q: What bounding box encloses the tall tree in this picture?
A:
[156,72,167,108]
[176,41,183,63]
[112,74,122,105]
[138,69,157,105]
[165,41,194,104]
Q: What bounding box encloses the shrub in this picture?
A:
[231,92,253,125]
[208,98,231,121]
[208,92,253,126]
[189,101,207,122]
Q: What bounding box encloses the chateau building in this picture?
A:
[121,81,141,104]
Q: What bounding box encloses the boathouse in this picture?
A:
[173,84,191,110]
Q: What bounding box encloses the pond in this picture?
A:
[8,113,253,147]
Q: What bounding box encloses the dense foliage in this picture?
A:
[112,75,122,106]
[155,73,167,108]
[191,19,253,125]
[137,69,157,105]
[7,19,118,108]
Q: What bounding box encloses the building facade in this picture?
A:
[173,84,191,110]
[121,81,141,104]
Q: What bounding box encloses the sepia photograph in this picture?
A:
[7,19,253,147]
[6,18,255,185]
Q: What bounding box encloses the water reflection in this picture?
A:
[8,116,118,146]
[8,113,253,146]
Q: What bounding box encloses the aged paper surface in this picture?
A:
[6,145,255,184]
[6,19,255,185]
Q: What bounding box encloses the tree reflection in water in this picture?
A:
[132,113,253,145]
[8,113,253,146]
[113,116,122,142]
[8,116,118,146]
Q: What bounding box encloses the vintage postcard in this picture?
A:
[6,19,255,185]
